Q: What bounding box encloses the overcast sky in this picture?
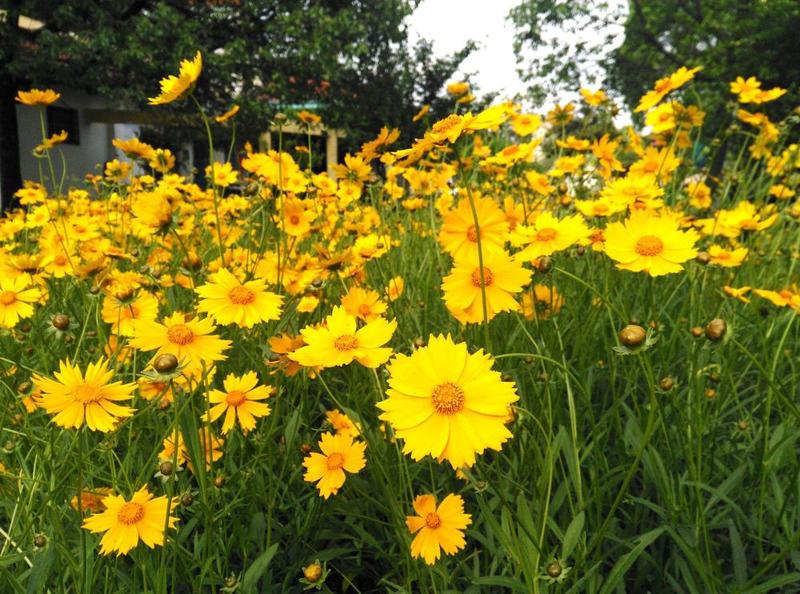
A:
[406,0,528,100]
[406,0,630,122]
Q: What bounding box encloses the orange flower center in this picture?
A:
[431,382,465,415]
[358,303,372,317]
[54,254,68,265]
[425,512,441,529]
[536,227,558,242]
[326,452,345,470]
[334,334,358,351]
[167,323,195,345]
[0,291,16,306]
[228,286,256,305]
[471,267,494,287]
[73,383,103,403]
[289,215,300,225]
[225,390,247,407]
[635,235,664,257]
[466,225,479,242]
[117,502,145,525]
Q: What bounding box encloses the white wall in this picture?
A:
[15,89,116,191]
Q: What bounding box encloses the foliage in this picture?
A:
[2,60,800,593]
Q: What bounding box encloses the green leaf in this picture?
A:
[598,527,666,594]
[561,511,585,560]
[728,521,747,587]
[241,542,279,594]
[26,547,54,594]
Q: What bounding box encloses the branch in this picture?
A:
[630,0,682,66]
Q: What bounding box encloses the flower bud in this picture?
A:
[619,324,646,347]
[154,354,179,373]
[52,314,70,330]
[546,561,562,578]
[303,563,323,582]
[705,318,727,341]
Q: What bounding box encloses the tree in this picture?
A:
[0,0,472,210]
[510,0,800,129]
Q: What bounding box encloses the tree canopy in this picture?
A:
[0,0,472,207]
[510,0,800,128]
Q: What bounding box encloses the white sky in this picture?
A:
[406,0,528,100]
[406,0,631,124]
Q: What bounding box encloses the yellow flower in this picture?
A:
[15,88,60,106]
[377,334,519,468]
[635,66,701,112]
[297,110,322,125]
[439,195,509,261]
[600,174,665,211]
[129,312,231,375]
[412,104,430,122]
[447,82,470,96]
[579,88,608,106]
[326,409,361,438]
[604,210,699,276]
[101,291,159,337]
[753,288,800,310]
[148,51,202,105]
[33,359,135,432]
[148,148,175,173]
[206,162,238,187]
[708,244,748,267]
[81,486,178,556]
[215,105,240,123]
[204,371,272,434]
[341,286,388,322]
[276,197,316,237]
[521,285,564,320]
[386,276,404,301]
[303,432,366,499]
[0,273,42,328]
[723,286,751,303]
[159,429,224,472]
[196,268,283,328]
[290,306,396,369]
[406,493,472,565]
[510,113,542,137]
[511,212,590,261]
[441,249,531,324]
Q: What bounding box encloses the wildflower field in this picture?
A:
[2,55,800,593]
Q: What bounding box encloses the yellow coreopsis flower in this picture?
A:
[33,358,136,432]
[341,286,388,322]
[406,493,472,565]
[441,249,532,324]
[377,334,519,468]
[196,268,283,328]
[289,306,396,369]
[604,210,699,276]
[148,51,202,105]
[439,195,510,261]
[206,162,238,187]
[15,88,60,106]
[101,291,159,337]
[81,486,178,556]
[204,371,272,434]
[303,432,366,499]
[129,312,231,375]
[511,212,591,261]
[0,273,42,328]
[708,244,748,268]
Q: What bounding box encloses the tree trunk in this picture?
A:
[0,74,22,212]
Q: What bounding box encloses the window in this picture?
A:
[46,107,80,145]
